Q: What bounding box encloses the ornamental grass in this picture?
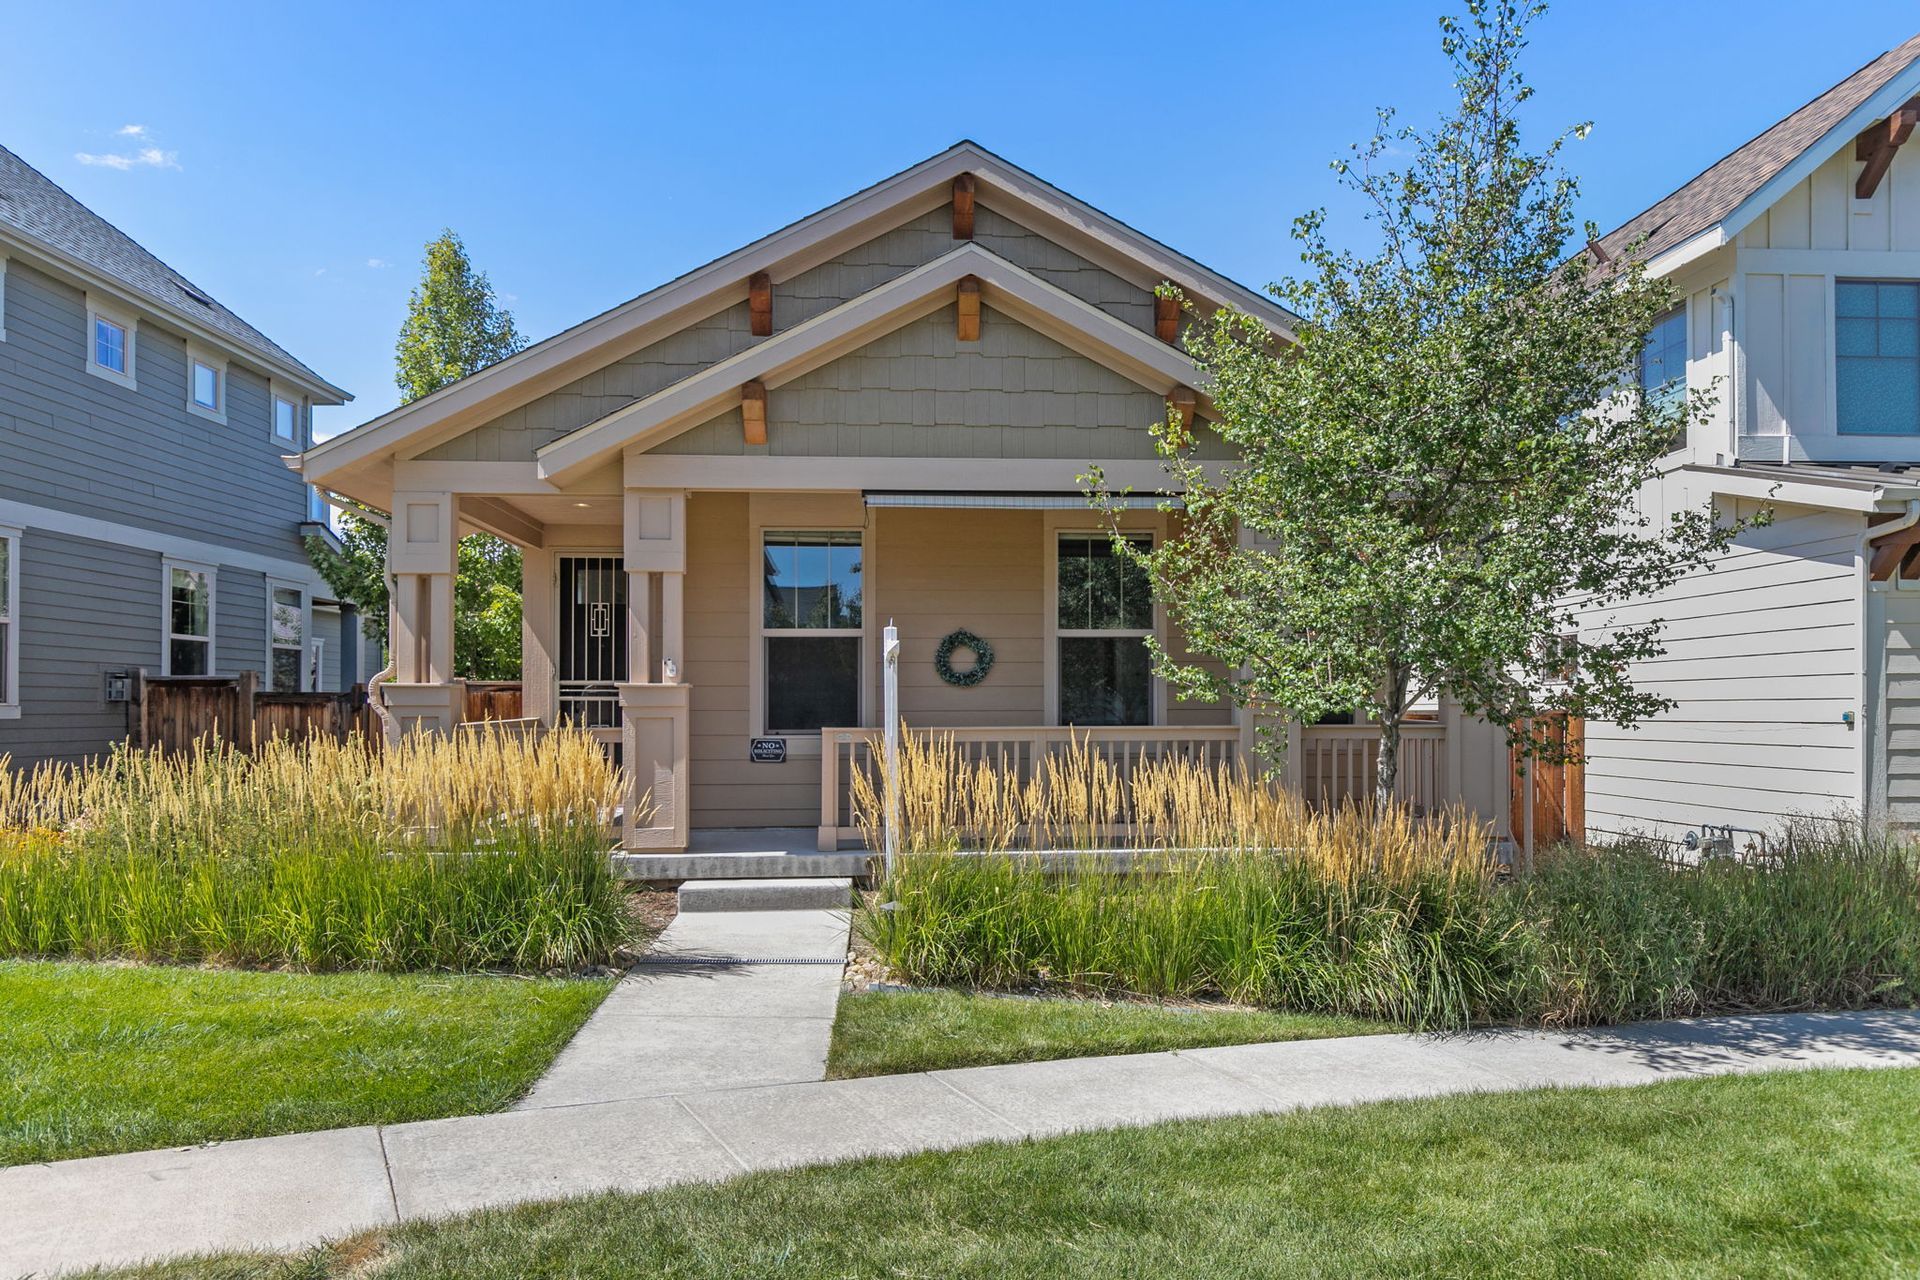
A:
[856,732,1920,1030]
[0,727,629,972]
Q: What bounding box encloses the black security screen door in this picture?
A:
[558,555,625,728]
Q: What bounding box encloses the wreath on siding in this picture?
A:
[934,629,995,687]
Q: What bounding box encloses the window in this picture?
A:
[1056,534,1153,726]
[0,254,9,343]
[1638,306,1687,411]
[95,317,126,372]
[272,390,301,444]
[85,297,137,388]
[761,531,861,734]
[164,564,213,676]
[1838,280,1920,436]
[187,350,224,421]
[0,527,17,715]
[270,585,304,691]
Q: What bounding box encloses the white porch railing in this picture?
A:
[819,720,1450,850]
[819,726,1244,850]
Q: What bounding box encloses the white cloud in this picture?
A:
[314,267,327,277]
[75,136,180,171]
[366,257,389,269]
[115,124,148,138]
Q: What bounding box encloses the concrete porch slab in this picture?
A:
[614,828,871,882]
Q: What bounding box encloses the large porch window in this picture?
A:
[762,531,861,734]
[1056,534,1152,726]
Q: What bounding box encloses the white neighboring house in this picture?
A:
[1579,32,1920,840]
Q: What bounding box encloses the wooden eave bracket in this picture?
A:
[1154,292,1180,344]
[1868,518,1920,580]
[741,379,767,446]
[952,174,976,239]
[956,276,981,342]
[1166,384,1198,444]
[749,272,773,337]
[1855,98,1920,200]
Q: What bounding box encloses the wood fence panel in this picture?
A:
[464,682,524,722]
[130,672,376,754]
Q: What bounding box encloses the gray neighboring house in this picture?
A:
[0,143,360,767]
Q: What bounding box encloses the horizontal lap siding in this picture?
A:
[0,529,157,765]
[1877,595,1920,830]
[1577,504,1862,841]
[0,262,308,559]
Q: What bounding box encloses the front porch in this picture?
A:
[375,482,1512,854]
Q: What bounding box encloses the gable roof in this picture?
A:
[1594,32,1920,267]
[0,143,347,401]
[304,141,1290,486]
[537,240,1208,484]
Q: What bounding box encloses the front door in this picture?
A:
[557,554,625,730]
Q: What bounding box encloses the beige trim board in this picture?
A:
[300,141,1293,485]
[537,241,1207,484]
[623,455,1195,493]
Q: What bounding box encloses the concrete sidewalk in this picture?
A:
[6,1010,1920,1277]
[515,907,852,1109]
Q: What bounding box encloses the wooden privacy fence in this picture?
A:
[1509,713,1584,851]
[464,682,525,722]
[129,672,379,753]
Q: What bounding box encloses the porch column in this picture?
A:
[619,489,691,850]
[382,490,465,739]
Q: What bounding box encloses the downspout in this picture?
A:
[1858,498,1920,824]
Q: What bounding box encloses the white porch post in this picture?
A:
[381,490,464,739]
[619,489,691,850]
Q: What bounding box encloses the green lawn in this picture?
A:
[90,1067,1920,1279]
[828,988,1389,1077]
[0,961,612,1165]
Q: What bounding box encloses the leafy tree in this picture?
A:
[1092,0,1755,805]
[307,230,527,677]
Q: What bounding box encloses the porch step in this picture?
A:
[677,877,853,913]
[613,851,871,882]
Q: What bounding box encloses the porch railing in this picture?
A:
[819,725,1243,850]
[819,720,1449,849]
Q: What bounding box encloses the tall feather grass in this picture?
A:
[858,733,1920,1030]
[0,727,629,971]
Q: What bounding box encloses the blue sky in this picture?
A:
[5,2,1916,439]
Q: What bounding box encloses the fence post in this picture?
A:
[237,670,259,753]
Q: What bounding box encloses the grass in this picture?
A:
[826,988,1388,1077]
[857,734,1920,1030]
[0,728,631,971]
[86,1067,1920,1279]
[0,960,612,1165]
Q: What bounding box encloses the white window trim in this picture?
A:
[0,522,20,719]
[747,521,869,753]
[269,380,304,446]
[186,345,227,424]
[266,579,310,691]
[85,294,137,389]
[1042,512,1167,727]
[0,254,9,344]
[160,559,217,677]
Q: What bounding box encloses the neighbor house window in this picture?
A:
[1057,534,1153,726]
[165,563,213,676]
[270,585,304,691]
[188,350,224,421]
[86,298,135,387]
[272,390,301,444]
[1837,280,1920,435]
[0,527,18,714]
[1638,306,1687,411]
[761,531,861,734]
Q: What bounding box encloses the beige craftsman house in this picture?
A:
[302,143,1512,854]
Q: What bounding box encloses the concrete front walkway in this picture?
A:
[5,1010,1920,1276]
[516,907,852,1109]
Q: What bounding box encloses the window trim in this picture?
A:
[267,579,309,692]
[186,345,227,423]
[1042,513,1167,727]
[160,559,217,677]
[0,254,9,344]
[270,381,303,445]
[0,523,19,719]
[748,520,868,750]
[1638,303,1687,408]
[85,294,137,389]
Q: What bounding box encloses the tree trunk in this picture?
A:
[1375,663,1410,809]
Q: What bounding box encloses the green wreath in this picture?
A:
[934,629,995,687]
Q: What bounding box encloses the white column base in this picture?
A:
[380,681,467,743]
[620,682,691,851]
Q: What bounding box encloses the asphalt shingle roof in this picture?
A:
[0,143,341,397]
[1595,32,1920,264]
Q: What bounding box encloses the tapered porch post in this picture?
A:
[382,490,465,740]
[619,489,691,850]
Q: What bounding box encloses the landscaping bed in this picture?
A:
[88,1066,1920,1279]
[0,960,613,1166]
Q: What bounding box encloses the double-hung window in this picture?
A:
[86,298,135,388]
[761,531,862,734]
[1837,280,1920,435]
[0,527,17,715]
[1056,534,1153,726]
[270,585,304,691]
[165,563,213,676]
